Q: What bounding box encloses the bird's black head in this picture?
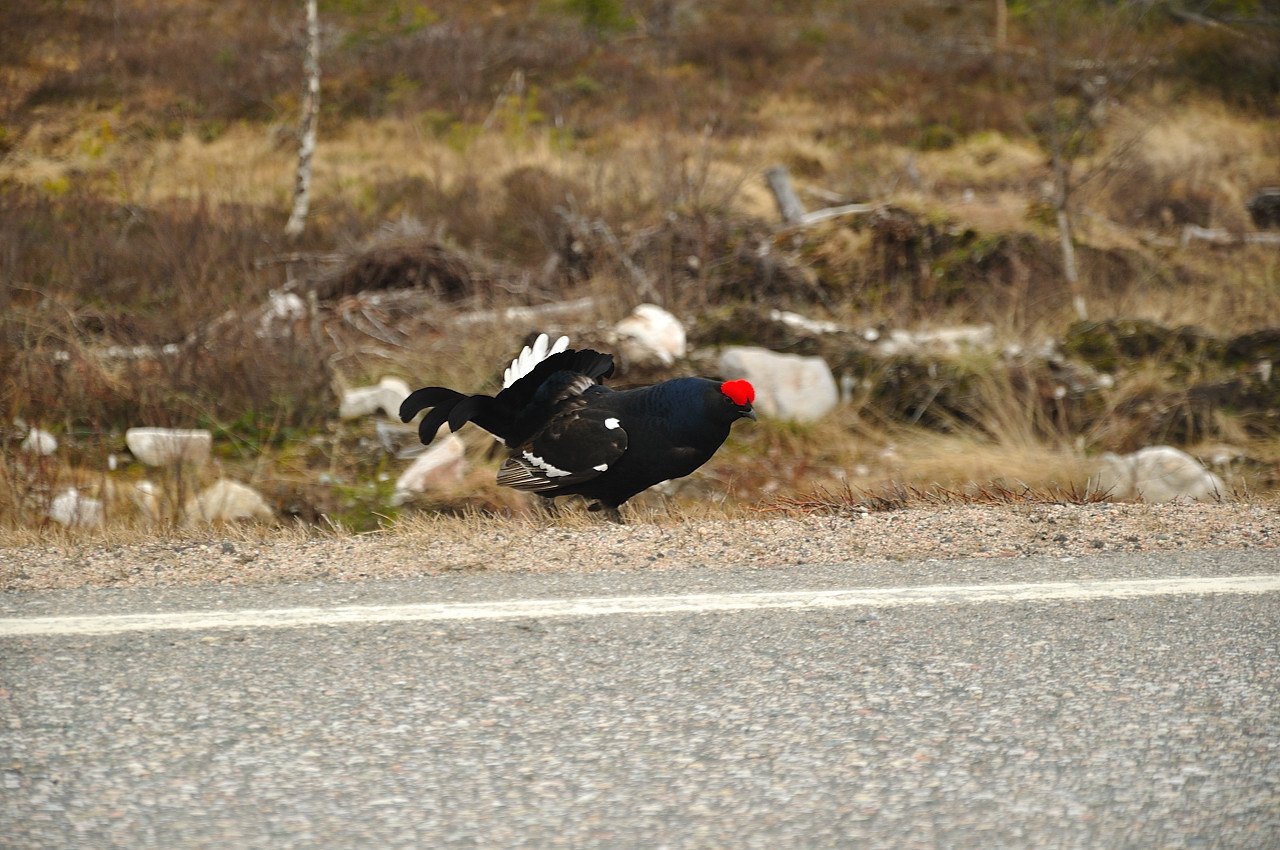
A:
[658,377,757,435]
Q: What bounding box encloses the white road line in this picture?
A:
[2,575,1277,637]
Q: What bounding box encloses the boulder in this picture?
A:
[718,346,839,423]
[21,427,57,456]
[184,480,273,524]
[126,428,212,467]
[49,488,104,527]
[49,489,102,527]
[340,376,412,420]
[614,304,686,367]
[1094,446,1225,503]
[392,434,467,505]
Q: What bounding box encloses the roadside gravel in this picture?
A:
[2,502,1275,592]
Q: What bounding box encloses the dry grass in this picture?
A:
[763,479,1107,518]
[872,431,1092,492]
[1094,95,1280,232]
[0,513,331,551]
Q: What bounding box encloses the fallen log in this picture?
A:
[764,165,882,228]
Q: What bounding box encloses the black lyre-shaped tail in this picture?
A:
[399,386,465,445]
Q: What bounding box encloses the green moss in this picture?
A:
[1062,319,1227,374]
[326,477,399,532]
[559,0,635,34]
[915,122,958,152]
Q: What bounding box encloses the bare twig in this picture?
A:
[1180,226,1280,248]
[451,296,602,328]
[590,219,661,302]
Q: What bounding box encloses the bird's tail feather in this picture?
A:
[400,387,507,445]
[399,387,463,423]
[416,401,458,446]
[446,395,497,434]
[400,387,477,445]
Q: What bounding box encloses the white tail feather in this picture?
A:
[503,333,570,388]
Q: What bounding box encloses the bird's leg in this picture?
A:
[535,496,562,520]
[588,502,625,524]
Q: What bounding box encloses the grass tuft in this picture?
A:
[763,478,1112,517]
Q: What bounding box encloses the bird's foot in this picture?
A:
[588,502,625,524]
[534,496,562,520]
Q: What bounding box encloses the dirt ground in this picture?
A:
[3,502,1275,593]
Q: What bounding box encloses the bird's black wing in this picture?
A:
[496,401,628,493]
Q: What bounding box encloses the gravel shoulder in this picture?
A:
[2,503,1276,593]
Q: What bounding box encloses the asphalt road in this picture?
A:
[2,549,1277,849]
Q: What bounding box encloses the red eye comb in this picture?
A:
[720,379,754,406]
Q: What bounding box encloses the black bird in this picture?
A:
[399,334,756,521]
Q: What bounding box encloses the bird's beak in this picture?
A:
[743,405,757,421]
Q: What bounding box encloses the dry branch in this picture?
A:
[765,166,882,229]
[451,296,602,328]
[1180,226,1280,248]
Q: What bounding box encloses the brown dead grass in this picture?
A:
[1096,94,1280,231]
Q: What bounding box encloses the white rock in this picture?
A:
[392,434,467,505]
[126,428,212,466]
[49,488,103,527]
[1094,446,1225,503]
[340,377,412,420]
[21,428,57,456]
[613,304,686,367]
[257,290,308,338]
[184,480,273,524]
[718,346,839,423]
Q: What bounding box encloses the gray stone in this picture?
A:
[613,304,686,367]
[718,346,838,423]
[21,427,57,456]
[125,428,212,467]
[392,434,467,505]
[1094,446,1225,503]
[49,488,103,527]
[183,480,273,524]
[339,377,412,420]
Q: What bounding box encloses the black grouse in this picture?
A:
[398,334,756,521]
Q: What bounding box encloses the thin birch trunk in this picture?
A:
[285,0,320,238]
[1056,205,1087,321]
